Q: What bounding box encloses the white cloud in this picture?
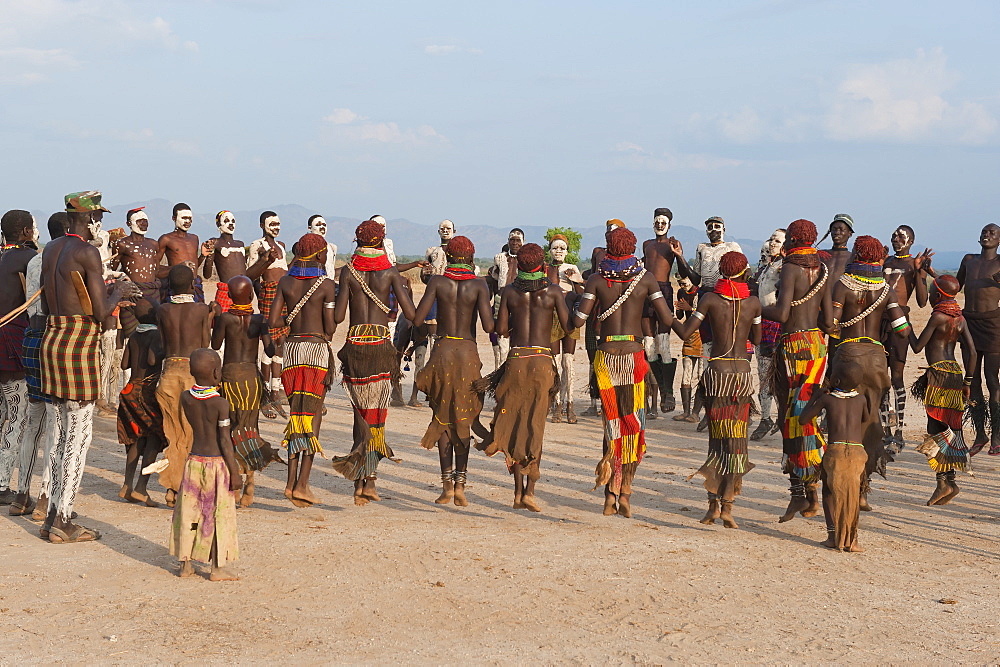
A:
[611,142,743,171]
[49,122,201,156]
[825,48,995,144]
[0,1,198,84]
[324,108,361,125]
[322,108,447,147]
[424,44,482,56]
[0,47,79,84]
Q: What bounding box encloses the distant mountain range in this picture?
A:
[29,198,966,270]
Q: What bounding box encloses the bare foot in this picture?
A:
[284,489,311,508]
[603,493,617,516]
[361,480,381,501]
[935,482,960,505]
[779,496,810,523]
[513,492,526,510]
[128,490,160,508]
[209,566,239,581]
[238,491,254,508]
[292,486,318,506]
[521,494,541,512]
[859,495,872,512]
[821,535,837,549]
[617,495,632,518]
[435,482,454,505]
[353,481,369,506]
[453,484,468,507]
[845,543,865,553]
[118,484,132,501]
[720,503,739,529]
[165,489,176,508]
[700,500,720,525]
[927,480,952,506]
[179,561,195,578]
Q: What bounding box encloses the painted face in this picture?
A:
[891,227,912,254]
[217,211,236,235]
[550,239,568,263]
[28,216,38,245]
[438,220,455,242]
[309,216,328,237]
[174,209,193,232]
[767,229,786,257]
[128,211,149,235]
[980,224,1000,249]
[830,221,852,246]
[508,232,523,255]
[706,221,724,243]
[263,215,280,238]
[653,214,671,236]
[678,276,693,291]
[85,211,104,242]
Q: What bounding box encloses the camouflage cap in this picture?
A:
[64,191,110,213]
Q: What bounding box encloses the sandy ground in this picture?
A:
[2,283,999,664]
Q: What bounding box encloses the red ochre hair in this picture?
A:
[355,220,385,247]
[853,235,887,263]
[787,218,818,247]
[719,251,749,278]
[517,243,545,271]
[607,227,637,256]
[447,235,475,258]
[295,232,326,259]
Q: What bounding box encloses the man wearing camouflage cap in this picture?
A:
[38,191,137,543]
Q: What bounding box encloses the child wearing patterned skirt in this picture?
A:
[169,348,240,581]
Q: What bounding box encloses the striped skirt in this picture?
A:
[912,360,969,472]
[694,362,756,496]
[280,338,332,456]
[222,361,278,471]
[332,325,399,480]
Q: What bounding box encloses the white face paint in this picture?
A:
[174,209,193,232]
[88,215,102,242]
[28,216,38,245]
[309,216,328,238]
[438,219,455,242]
[217,211,236,235]
[263,215,280,238]
[653,214,671,236]
[128,211,149,236]
[767,229,786,257]
[550,239,568,263]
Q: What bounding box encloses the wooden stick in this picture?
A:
[0,288,41,328]
[70,271,94,316]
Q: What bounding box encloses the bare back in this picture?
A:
[336,265,415,327]
[498,284,570,348]
[41,236,113,320]
[273,276,336,337]
[415,275,494,339]
[158,302,212,357]
[0,246,35,317]
[581,271,672,339]
[213,312,269,365]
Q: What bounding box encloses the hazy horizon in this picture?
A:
[4,1,998,254]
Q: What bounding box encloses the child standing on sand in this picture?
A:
[169,348,241,581]
[800,361,869,553]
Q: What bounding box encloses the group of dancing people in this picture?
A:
[0,193,992,579]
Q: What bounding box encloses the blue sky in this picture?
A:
[3,0,999,250]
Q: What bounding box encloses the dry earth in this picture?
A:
[1,283,998,663]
